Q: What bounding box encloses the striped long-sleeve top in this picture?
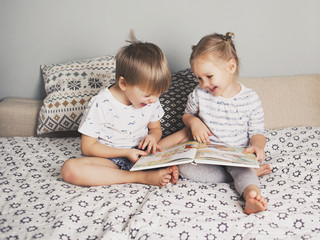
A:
[185,83,265,147]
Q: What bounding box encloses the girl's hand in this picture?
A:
[139,135,162,154]
[245,134,266,162]
[243,145,266,162]
[190,121,212,144]
[126,148,148,163]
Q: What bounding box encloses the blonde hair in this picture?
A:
[190,32,240,76]
[115,30,171,95]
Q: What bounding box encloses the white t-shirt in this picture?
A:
[78,86,164,149]
[185,83,265,147]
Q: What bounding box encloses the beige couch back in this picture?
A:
[0,74,319,137]
[240,74,320,129]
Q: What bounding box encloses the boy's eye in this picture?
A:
[207,75,213,79]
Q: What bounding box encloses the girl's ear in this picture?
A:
[228,59,237,74]
[118,76,127,91]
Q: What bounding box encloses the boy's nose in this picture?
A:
[149,96,157,103]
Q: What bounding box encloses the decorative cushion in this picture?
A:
[37,56,115,134]
[160,68,198,138]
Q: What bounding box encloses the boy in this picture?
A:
[61,32,178,187]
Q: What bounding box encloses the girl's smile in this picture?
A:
[209,86,218,93]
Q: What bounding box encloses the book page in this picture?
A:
[130,141,199,171]
[195,143,259,168]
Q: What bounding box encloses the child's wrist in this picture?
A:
[118,148,129,158]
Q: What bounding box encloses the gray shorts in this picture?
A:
[109,157,134,171]
[108,146,139,171]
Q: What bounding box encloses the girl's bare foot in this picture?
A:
[255,164,271,177]
[243,186,267,214]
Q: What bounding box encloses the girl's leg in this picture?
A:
[61,157,178,187]
[179,164,232,183]
[158,127,192,148]
[226,166,260,195]
[226,166,267,214]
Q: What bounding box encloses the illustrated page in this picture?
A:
[130,141,199,171]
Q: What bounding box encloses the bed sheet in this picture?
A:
[0,127,320,239]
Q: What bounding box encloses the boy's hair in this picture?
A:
[190,32,240,76]
[115,31,171,95]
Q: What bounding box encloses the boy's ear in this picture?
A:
[118,76,127,90]
[228,59,237,74]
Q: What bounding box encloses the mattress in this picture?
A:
[1,126,319,239]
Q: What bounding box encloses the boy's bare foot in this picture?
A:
[255,164,271,177]
[243,187,267,214]
[170,165,179,184]
[140,167,175,187]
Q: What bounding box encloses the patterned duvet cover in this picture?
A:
[1,127,319,239]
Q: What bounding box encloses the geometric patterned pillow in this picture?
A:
[37,55,115,134]
[160,68,198,138]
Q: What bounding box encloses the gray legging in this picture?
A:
[179,164,260,196]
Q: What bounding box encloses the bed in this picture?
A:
[1,57,320,239]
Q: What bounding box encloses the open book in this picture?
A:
[130,141,259,171]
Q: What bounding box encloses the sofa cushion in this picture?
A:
[37,56,115,134]
[0,98,42,137]
[160,68,198,137]
[240,74,320,129]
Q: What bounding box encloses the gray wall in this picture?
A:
[1,0,320,100]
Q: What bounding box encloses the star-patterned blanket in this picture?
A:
[1,126,319,239]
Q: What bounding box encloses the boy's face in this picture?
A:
[125,85,160,108]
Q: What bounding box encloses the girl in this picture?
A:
[159,32,269,214]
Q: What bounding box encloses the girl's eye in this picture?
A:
[207,75,213,79]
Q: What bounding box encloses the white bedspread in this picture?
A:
[1,127,320,239]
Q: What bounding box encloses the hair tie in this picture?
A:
[224,32,234,43]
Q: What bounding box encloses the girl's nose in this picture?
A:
[201,80,210,88]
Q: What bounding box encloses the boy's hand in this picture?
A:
[243,145,266,162]
[126,148,148,163]
[139,135,162,154]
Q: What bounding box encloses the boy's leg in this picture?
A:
[158,127,192,183]
[158,127,192,148]
[61,157,177,187]
[226,166,267,214]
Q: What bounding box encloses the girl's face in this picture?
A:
[192,53,238,98]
